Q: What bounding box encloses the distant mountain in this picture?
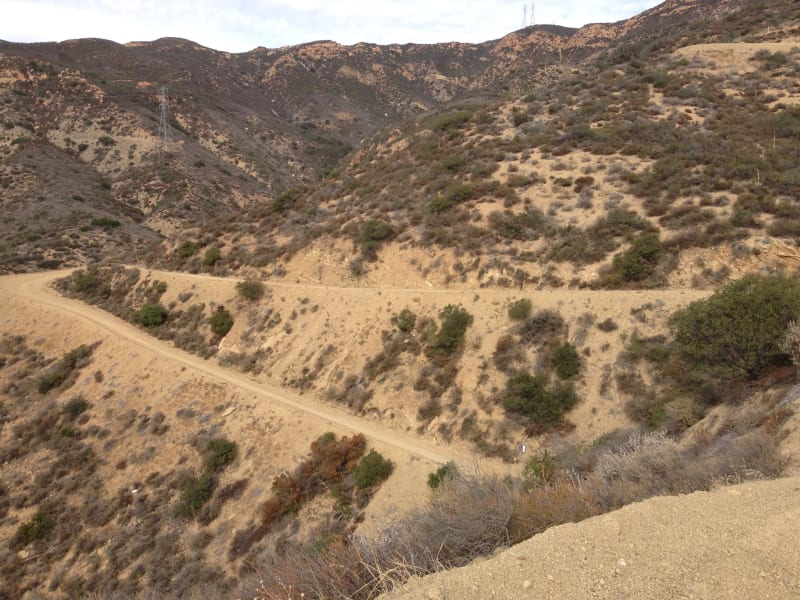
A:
[0,0,744,272]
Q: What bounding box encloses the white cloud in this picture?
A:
[1,1,663,52]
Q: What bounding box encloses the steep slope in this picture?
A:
[380,476,800,600]
[0,0,748,273]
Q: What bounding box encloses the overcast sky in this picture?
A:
[3,1,664,52]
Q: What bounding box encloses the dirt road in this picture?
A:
[0,269,465,466]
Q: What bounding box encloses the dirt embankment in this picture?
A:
[380,476,800,600]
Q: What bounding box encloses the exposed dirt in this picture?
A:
[674,40,800,72]
[0,271,478,469]
[381,476,800,600]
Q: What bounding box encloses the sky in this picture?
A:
[2,1,664,53]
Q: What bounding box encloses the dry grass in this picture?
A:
[248,419,786,599]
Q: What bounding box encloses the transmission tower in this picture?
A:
[530,2,535,26]
[522,4,528,28]
[158,86,172,144]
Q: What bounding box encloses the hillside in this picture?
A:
[2,0,800,598]
[1,0,748,273]
[155,0,800,291]
[381,476,800,599]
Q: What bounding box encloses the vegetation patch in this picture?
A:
[502,371,579,429]
[37,344,95,394]
[235,279,266,302]
[670,275,800,381]
[354,450,394,489]
[133,303,167,327]
[209,306,234,336]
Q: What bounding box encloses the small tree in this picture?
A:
[175,472,215,518]
[14,511,56,547]
[552,342,581,380]
[670,275,800,380]
[427,305,474,360]
[209,306,234,335]
[609,233,662,283]
[354,450,394,489]
[522,450,555,488]
[359,219,395,261]
[177,240,198,259]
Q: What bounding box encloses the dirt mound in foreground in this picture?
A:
[380,477,800,600]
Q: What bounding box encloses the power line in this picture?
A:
[523,3,535,28]
[158,86,172,144]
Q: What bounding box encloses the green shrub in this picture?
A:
[597,318,618,332]
[62,396,89,419]
[430,183,475,214]
[272,186,307,212]
[133,303,167,327]
[90,217,121,228]
[175,472,215,518]
[15,511,55,546]
[552,343,581,380]
[427,305,474,359]
[427,461,458,489]
[522,450,555,488]
[354,450,394,489]
[569,123,594,142]
[670,275,800,380]
[428,110,471,131]
[508,298,532,320]
[38,344,94,393]
[176,240,198,259]
[204,438,238,471]
[512,107,530,127]
[609,233,662,283]
[72,269,99,294]
[209,306,234,335]
[359,219,395,260]
[202,246,221,267]
[396,308,417,333]
[502,371,579,428]
[97,135,115,146]
[236,279,265,301]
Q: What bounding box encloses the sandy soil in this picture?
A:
[0,270,485,547]
[674,40,800,72]
[0,270,471,466]
[4,268,796,596]
[136,266,711,444]
[381,476,800,600]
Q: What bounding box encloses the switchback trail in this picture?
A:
[0,270,469,466]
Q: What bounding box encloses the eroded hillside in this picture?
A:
[2,0,800,598]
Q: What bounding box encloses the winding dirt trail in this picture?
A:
[0,269,465,466]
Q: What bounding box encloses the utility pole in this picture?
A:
[158,86,172,144]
